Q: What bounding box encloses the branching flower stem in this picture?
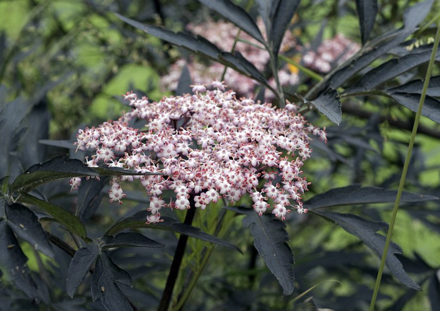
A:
[369,19,440,311]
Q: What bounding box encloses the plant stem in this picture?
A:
[279,55,323,82]
[46,230,77,257]
[339,90,392,99]
[220,28,242,82]
[220,0,254,82]
[172,208,235,311]
[415,6,440,37]
[236,38,266,50]
[369,19,440,311]
[173,245,214,311]
[269,49,285,107]
[158,196,197,311]
[32,247,51,286]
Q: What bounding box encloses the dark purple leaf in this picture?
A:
[66,243,99,298]
[344,49,440,94]
[256,0,273,35]
[116,13,269,88]
[309,88,342,125]
[175,64,192,96]
[304,184,437,210]
[18,99,50,169]
[325,0,433,90]
[0,220,37,298]
[388,76,440,97]
[5,203,53,258]
[270,0,301,58]
[198,0,265,44]
[20,193,87,239]
[106,211,240,252]
[229,206,294,295]
[0,96,29,176]
[10,155,98,193]
[91,252,133,311]
[77,177,109,221]
[388,92,440,124]
[355,0,378,45]
[38,140,77,150]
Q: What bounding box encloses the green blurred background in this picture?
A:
[1,1,440,310]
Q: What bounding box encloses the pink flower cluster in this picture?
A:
[72,82,326,223]
[162,19,360,99]
[302,34,360,73]
[161,18,298,98]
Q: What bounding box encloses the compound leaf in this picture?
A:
[115,14,269,88]
[91,252,133,311]
[325,0,433,90]
[387,76,440,97]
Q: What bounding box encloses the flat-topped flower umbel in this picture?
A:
[73,81,326,223]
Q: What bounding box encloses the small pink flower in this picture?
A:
[108,180,126,204]
[211,80,226,91]
[191,83,206,93]
[69,177,81,191]
[272,204,289,220]
[146,213,163,224]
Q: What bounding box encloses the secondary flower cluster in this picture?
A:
[161,18,298,98]
[301,34,360,73]
[73,82,326,223]
[162,19,360,98]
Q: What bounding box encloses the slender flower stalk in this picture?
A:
[369,20,440,311]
